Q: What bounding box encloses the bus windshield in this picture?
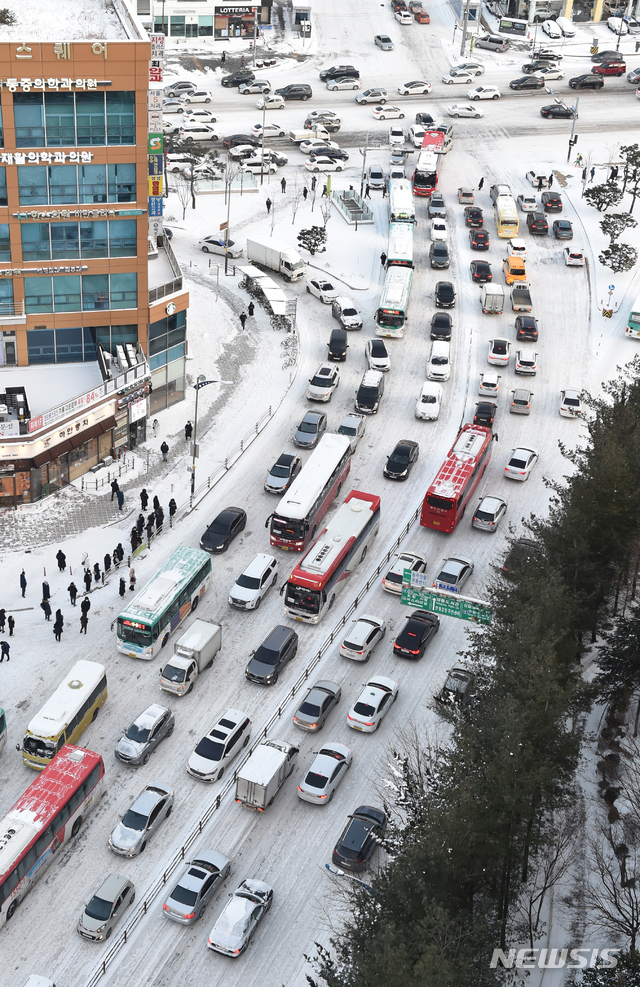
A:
[117,618,152,648]
[284,584,321,615]
[23,735,57,758]
[377,310,404,329]
[271,514,305,541]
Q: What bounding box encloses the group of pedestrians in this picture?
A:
[0,609,15,636]
[110,477,125,510]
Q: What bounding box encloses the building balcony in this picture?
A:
[148,235,183,304]
[0,301,27,325]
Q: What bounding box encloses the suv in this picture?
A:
[275,83,312,100]
[356,88,389,104]
[328,327,349,360]
[221,70,255,88]
[245,625,298,685]
[187,709,252,780]
[307,363,340,402]
[527,212,548,235]
[319,65,359,81]
[592,60,626,76]
[475,34,508,51]
[238,79,271,94]
[355,370,385,414]
[569,74,604,90]
[228,553,279,610]
[115,703,175,765]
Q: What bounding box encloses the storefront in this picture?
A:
[214,5,266,38]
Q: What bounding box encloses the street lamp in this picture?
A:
[190,375,232,502]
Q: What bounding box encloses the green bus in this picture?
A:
[116,546,212,659]
[626,293,640,339]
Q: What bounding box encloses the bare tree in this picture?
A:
[172,176,192,220]
[584,817,640,952]
[290,176,304,226]
[320,199,332,231]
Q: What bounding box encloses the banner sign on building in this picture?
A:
[148,176,163,197]
[148,133,163,155]
[149,196,164,217]
[147,89,163,109]
[148,154,163,176]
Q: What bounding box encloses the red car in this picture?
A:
[470,229,490,250]
[592,61,626,76]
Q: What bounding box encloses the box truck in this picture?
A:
[246,236,306,282]
[159,619,222,696]
[235,739,299,810]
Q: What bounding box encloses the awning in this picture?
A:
[70,423,103,447]
[100,416,117,433]
[33,450,53,467]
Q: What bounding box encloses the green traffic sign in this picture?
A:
[401,570,492,625]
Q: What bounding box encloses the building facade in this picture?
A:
[142,0,272,40]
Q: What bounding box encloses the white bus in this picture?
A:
[116,546,212,659]
[375,265,413,338]
[387,221,414,269]
[388,178,415,223]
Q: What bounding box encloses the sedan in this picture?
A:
[331,806,387,872]
[308,145,350,160]
[465,206,483,227]
[183,108,217,123]
[472,494,507,531]
[306,109,341,121]
[372,104,405,120]
[447,103,484,118]
[256,94,285,110]
[511,387,533,414]
[337,412,367,451]
[504,446,539,480]
[388,124,405,145]
[382,551,427,594]
[108,784,174,857]
[264,452,301,494]
[307,278,339,303]
[294,410,327,448]
[398,80,432,95]
[430,242,450,268]
[163,99,187,113]
[299,138,339,153]
[393,611,439,659]
[222,71,257,89]
[470,260,492,283]
[222,133,261,148]
[374,34,394,49]
[468,85,501,100]
[435,281,455,307]
[488,338,510,365]
[305,156,345,173]
[207,880,273,957]
[200,507,247,553]
[327,76,362,90]
[307,364,340,402]
[534,65,565,80]
[365,337,391,371]
[347,677,398,732]
[427,192,446,217]
[457,60,485,74]
[515,348,538,375]
[559,387,583,417]
[515,315,538,341]
[297,742,353,803]
[473,399,496,426]
[436,668,476,709]
[228,143,263,159]
[470,229,490,250]
[251,121,286,138]
[542,18,562,36]
[517,194,537,212]
[553,219,573,239]
[199,235,243,258]
[430,312,452,340]
[569,74,604,90]
[77,874,135,942]
[293,680,341,731]
[115,704,175,766]
[433,555,474,593]
[415,381,443,420]
[522,59,559,74]
[430,218,448,241]
[509,76,545,90]
[383,439,419,480]
[340,615,386,661]
[541,191,562,212]
[564,246,585,266]
[162,850,232,925]
[442,70,476,85]
[540,103,575,118]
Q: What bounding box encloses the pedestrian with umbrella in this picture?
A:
[68,581,78,606]
[41,599,52,621]
[56,549,66,572]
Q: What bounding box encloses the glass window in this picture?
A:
[106,92,135,145]
[45,92,75,146]
[170,15,186,35]
[18,165,47,205]
[0,166,6,206]
[51,222,80,260]
[54,275,81,312]
[108,162,136,202]
[168,343,186,362]
[150,351,167,370]
[111,324,137,348]
[82,273,109,310]
[108,219,136,256]
[49,165,77,204]
[149,333,167,355]
[149,316,168,339]
[79,163,108,203]
[0,224,10,262]
[55,327,83,362]
[95,326,112,352]
[0,281,14,316]
[168,327,186,347]
[80,220,108,258]
[27,328,55,362]
[110,272,137,309]
[75,91,106,146]
[13,93,45,147]
[199,15,213,34]
[25,277,53,314]
[83,326,97,362]
[21,223,51,261]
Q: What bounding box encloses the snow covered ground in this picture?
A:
[2,3,640,986]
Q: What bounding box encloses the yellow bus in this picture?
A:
[494,195,519,238]
[20,660,107,770]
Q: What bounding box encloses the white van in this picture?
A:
[427,341,451,382]
[555,16,575,36]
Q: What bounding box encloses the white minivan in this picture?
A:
[555,16,575,36]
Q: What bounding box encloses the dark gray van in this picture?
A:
[355,370,385,414]
[327,328,349,361]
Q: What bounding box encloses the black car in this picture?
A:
[221,70,256,88]
[275,83,313,100]
[200,507,247,553]
[308,147,349,161]
[591,49,624,63]
[470,260,492,283]
[319,64,359,81]
[553,219,573,239]
[223,133,261,148]
[470,229,490,250]
[502,537,542,578]
[541,191,562,213]
[415,111,435,126]
[331,806,387,872]
[509,75,545,90]
[473,400,497,427]
[383,439,419,481]
[430,312,452,341]
[522,59,559,74]
[540,103,575,118]
[569,74,604,90]
[435,280,456,307]
[515,315,539,341]
[526,211,548,235]
[464,206,483,228]
[435,668,476,709]
[393,611,440,659]
[245,624,298,685]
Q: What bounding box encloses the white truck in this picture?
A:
[288,125,333,142]
[235,739,299,810]
[246,235,307,282]
[480,284,505,314]
[159,618,222,696]
[510,282,532,312]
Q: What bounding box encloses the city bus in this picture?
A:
[494,195,520,237]
[420,424,496,533]
[0,745,104,925]
[268,434,351,552]
[375,265,413,338]
[21,660,107,770]
[499,16,529,35]
[626,293,640,338]
[388,179,415,222]
[116,545,212,659]
[283,490,381,623]
[412,132,444,197]
[387,221,414,268]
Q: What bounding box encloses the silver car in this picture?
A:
[337,412,366,451]
[114,703,175,766]
[162,850,232,924]
[293,410,327,448]
[293,680,341,731]
[472,495,507,531]
[108,784,174,857]
[77,873,135,941]
[207,879,273,956]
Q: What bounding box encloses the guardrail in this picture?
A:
[80,455,137,492]
[83,500,421,987]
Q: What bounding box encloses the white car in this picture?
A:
[388,124,405,146]
[504,447,539,481]
[508,237,527,259]
[207,880,273,957]
[430,218,448,241]
[183,89,214,104]
[525,170,549,188]
[251,121,286,138]
[395,10,413,22]
[356,88,390,104]
[337,412,366,451]
[187,709,251,782]
[534,66,565,80]
[229,143,261,159]
[339,615,386,661]
[408,125,427,146]
[398,80,432,95]
[447,103,484,118]
[297,742,352,804]
[382,551,427,594]
[299,137,339,153]
[199,235,243,258]
[442,70,476,85]
[515,348,538,375]
[307,363,340,401]
[163,120,181,135]
[415,381,442,420]
[433,555,474,593]
[228,554,278,610]
[347,677,398,732]
[564,247,585,266]
[488,338,511,366]
[472,494,507,531]
[365,337,391,371]
[183,108,217,123]
[542,18,562,36]
[479,371,501,396]
[256,94,285,110]
[305,156,345,173]
[327,77,362,90]
[517,193,537,212]
[608,15,628,33]
[373,104,405,120]
[456,60,485,75]
[179,125,221,142]
[468,85,501,100]
[240,160,279,175]
[427,341,451,381]
[559,387,583,417]
[307,278,339,303]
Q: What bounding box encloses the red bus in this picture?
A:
[284,490,381,623]
[420,425,496,533]
[0,745,104,925]
[412,131,444,197]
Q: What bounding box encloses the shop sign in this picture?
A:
[1,151,94,166]
[148,154,164,176]
[149,196,164,217]
[215,6,259,13]
[0,421,20,438]
[0,265,88,277]
[148,133,163,155]
[149,176,163,197]
[150,35,166,57]
[149,217,164,237]
[13,208,145,221]
[129,397,147,424]
[148,110,163,130]
[1,400,116,461]
[149,66,163,83]
[148,89,163,109]
[27,386,107,433]
[0,78,105,92]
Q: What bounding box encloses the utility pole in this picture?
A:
[252,5,258,67]
[566,97,579,163]
[460,0,472,56]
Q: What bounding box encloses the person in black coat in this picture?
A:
[153,494,160,512]
[68,582,78,606]
[83,569,92,593]
[80,614,88,634]
[93,562,101,584]
[56,549,66,571]
[130,531,138,554]
[53,619,63,642]
[80,595,91,616]
[136,513,145,535]
[55,609,64,628]
[104,553,111,573]
[119,577,126,597]
[20,570,27,597]
[116,543,125,563]
[147,511,156,530]
[169,498,177,519]
[145,519,154,543]
[0,609,5,632]
[42,580,51,600]
[140,488,149,511]
[7,615,14,637]
[111,478,120,501]
[160,441,169,462]
[156,507,165,532]
[41,599,52,621]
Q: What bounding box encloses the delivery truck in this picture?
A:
[235,739,299,810]
[510,282,533,312]
[289,125,333,142]
[480,284,505,314]
[159,618,222,696]
[246,235,307,282]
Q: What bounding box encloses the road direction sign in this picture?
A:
[400,570,492,624]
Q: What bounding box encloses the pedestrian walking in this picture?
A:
[53,619,63,642]
[140,488,149,511]
[364,184,371,199]
[303,187,308,200]
[380,252,387,267]
[116,489,124,511]
[239,312,247,331]
[382,185,387,198]
[80,614,88,634]
[248,301,255,317]
[478,177,485,190]
[42,580,51,601]
[548,173,554,188]
[0,609,5,632]
[20,570,27,597]
[240,54,246,67]
[266,197,272,214]
[156,506,165,532]
[115,543,125,563]
[110,478,120,501]
[0,641,9,661]
[7,615,14,637]
[68,581,78,606]
[311,175,317,191]
[104,553,111,573]
[83,568,92,593]
[146,519,154,543]
[93,563,101,584]
[41,599,52,621]
[56,549,67,571]
[590,166,595,181]
[322,183,328,197]
[129,568,137,592]
[169,498,177,519]
[137,513,145,535]
[119,576,126,598]
[280,177,286,193]
[185,420,193,441]
[611,165,619,180]
[80,595,91,617]
[160,440,169,462]
[153,494,160,512]
[55,609,64,629]
[537,177,544,191]
[576,152,583,167]
[152,419,159,435]
[221,49,226,64]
